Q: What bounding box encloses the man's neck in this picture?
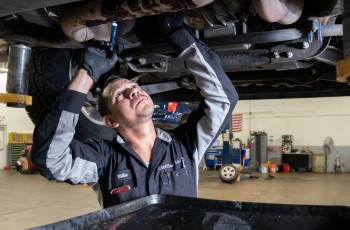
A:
[119,121,157,163]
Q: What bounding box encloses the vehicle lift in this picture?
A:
[0,44,32,107]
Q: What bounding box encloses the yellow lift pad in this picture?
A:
[0,93,32,105]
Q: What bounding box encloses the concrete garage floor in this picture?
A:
[1,169,350,229]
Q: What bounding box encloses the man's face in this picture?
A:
[103,78,154,128]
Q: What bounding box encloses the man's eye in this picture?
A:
[116,93,122,99]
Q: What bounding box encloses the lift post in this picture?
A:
[0,44,32,106]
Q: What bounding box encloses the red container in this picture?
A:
[269,164,277,173]
[282,163,290,173]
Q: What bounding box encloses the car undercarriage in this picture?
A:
[0,0,348,140]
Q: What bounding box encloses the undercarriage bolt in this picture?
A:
[302,41,309,49]
[138,58,146,65]
[160,62,166,68]
[95,87,101,94]
[182,77,189,83]
[273,51,279,59]
[286,51,293,58]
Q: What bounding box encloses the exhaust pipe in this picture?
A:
[61,0,215,42]
[252,0,304,25]
[6,44,32,108]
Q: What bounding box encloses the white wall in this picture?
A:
[232,97,350,147]
[0,73,35,133]
[0,106,35,133]
[0,73,35,168]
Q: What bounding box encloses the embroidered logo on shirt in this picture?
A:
[158,164,174,171]
[117,173,128,179]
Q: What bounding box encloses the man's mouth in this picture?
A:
[136,98,146,106]
[132,96,147,108]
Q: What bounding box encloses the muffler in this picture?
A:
[252,0,304,25]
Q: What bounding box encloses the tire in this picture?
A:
[179,112,190,125]
[219,164,239,183]
[25,48,115,141]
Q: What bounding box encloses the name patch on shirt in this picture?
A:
[112,169,134,188]
[113,169,132,181]
[117,172,128,179]
[158,159,185,171]
[158,164,174,171]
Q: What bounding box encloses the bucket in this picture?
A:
[282,163,290,173]
[269,164,277,173]
[261,163,268,173]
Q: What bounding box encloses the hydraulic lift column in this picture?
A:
[0,44,32,107]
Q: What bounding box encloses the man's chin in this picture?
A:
[137,106,154,119]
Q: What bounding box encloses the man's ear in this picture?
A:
[103,116,119,129]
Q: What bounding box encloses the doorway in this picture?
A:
[0,125,7,168]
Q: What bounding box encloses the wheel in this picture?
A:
[179,112,190,125]
[219,164,239,183]
[25,48,115,141]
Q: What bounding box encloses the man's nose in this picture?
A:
[127,87,140,99]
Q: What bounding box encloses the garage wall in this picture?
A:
[233,97,350,146]
[0,73,34,133]
[232,96,350,172]
[0,73,35,168]
[0,105,34,133]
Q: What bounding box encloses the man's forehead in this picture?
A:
[110,78,130,87]
[103,78,135,96]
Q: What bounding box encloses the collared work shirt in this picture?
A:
[31,27,238,208]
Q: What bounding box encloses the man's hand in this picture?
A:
[80,41,118,83]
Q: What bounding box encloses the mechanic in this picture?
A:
[31,14,238,208]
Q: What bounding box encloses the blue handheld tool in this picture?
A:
[109,21,118,54]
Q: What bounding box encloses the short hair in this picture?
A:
[98,75,120,117]
[98,90,110,117]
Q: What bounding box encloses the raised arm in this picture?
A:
[31,42,118,184]
[166,22,239,164]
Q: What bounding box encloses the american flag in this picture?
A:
[232,114,242,132]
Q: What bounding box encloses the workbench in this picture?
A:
[282,153,312,172]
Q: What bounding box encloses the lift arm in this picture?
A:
[0,93,32,106]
